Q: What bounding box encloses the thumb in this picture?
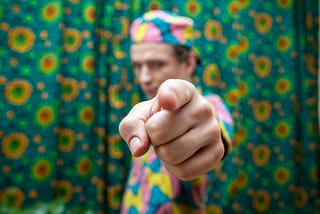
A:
[119,100,153,157]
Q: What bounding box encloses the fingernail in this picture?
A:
[129,137,140,153]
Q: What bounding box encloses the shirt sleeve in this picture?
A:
[205,95,234,155]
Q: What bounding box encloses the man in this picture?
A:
[119,10,233,213]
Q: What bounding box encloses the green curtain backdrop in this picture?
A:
[0,0,318,213]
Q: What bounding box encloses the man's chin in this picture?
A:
[143,91,156,99]
[146,94,156,99]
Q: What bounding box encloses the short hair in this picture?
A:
[172,45,201,65]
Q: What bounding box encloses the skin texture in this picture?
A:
[119,42,225,180]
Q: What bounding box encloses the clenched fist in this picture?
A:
[119,79,225,180]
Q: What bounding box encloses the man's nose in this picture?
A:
[139,65,152,83]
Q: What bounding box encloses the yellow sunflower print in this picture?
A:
[5,79,33,105]
[2,133,29,159]
[8,27,35,53]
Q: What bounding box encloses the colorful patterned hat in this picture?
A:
[130,10,194,48]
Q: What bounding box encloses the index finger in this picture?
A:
[156,79,196,112]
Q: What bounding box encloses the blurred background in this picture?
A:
[0,0,318,213]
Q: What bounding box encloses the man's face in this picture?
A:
[130,43,192,99]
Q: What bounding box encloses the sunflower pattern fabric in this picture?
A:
[0,1,319,214]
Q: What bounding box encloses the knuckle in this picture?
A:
[145,119,157,133]
[209,120,221,138]
[191,100,213,120]
[145,121,162,144]
[118,117,130,136]
[118,101,148,135]
[217,143,225,160]
[197,118,221,145]
[203,115,221,137]
[205,145,224,168]
[155,146,181,164]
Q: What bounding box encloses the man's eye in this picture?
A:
[132,64,141,73]
[150,62,164,69]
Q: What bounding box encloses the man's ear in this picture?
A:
[185,51,197,76]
